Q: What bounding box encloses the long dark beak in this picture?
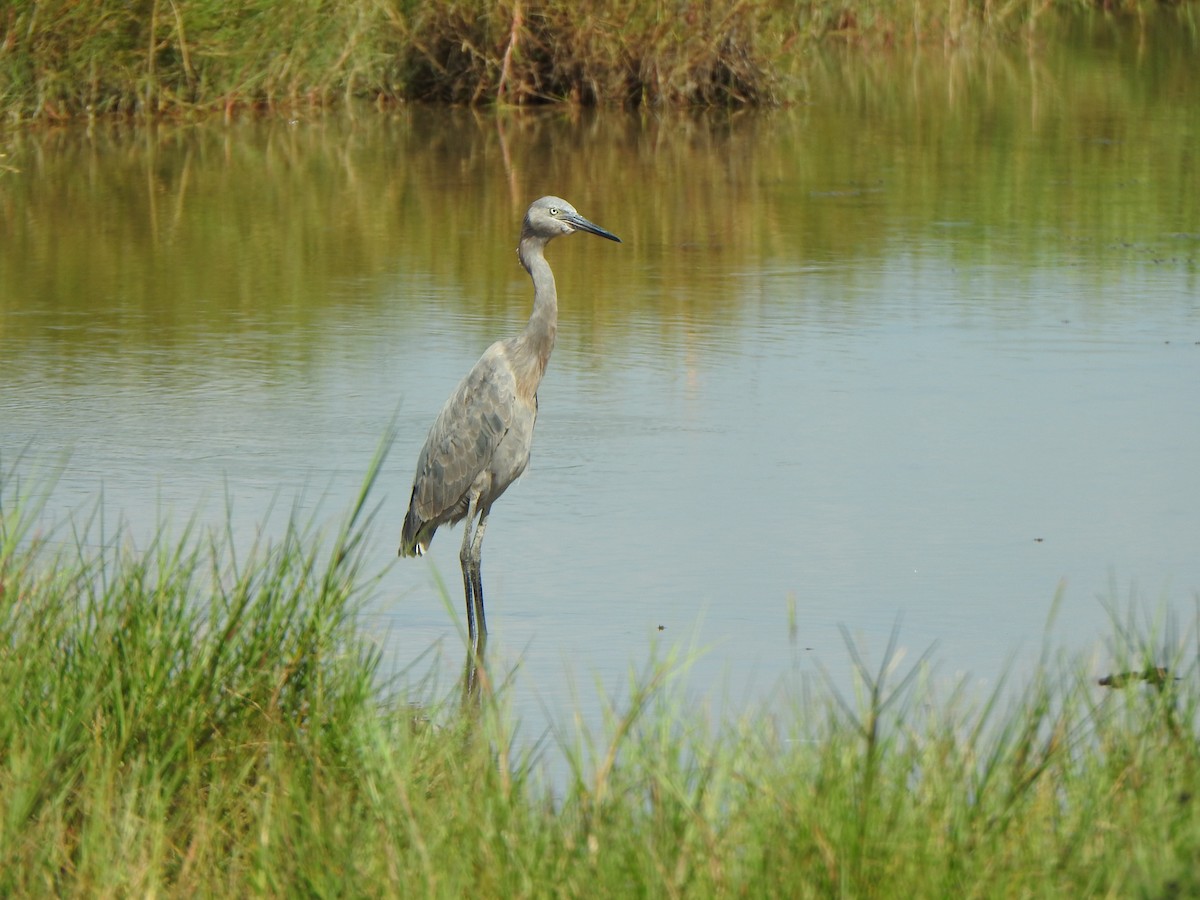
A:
[565,211,621,243]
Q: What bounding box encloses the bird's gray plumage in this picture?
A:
[399,196,621,645]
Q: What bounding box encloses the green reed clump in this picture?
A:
[0,0,404,119]
[550,613,1200,897]
[1,458,1198,894]
[0,464,397,892]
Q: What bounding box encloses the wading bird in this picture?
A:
[399,197,621,647]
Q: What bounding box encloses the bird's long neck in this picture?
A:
[513,235,558,395]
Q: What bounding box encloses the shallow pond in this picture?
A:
[2,23,1198,736]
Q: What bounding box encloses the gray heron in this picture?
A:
[399,196,621,647]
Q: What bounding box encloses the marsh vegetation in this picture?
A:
[1,467,1198,895]
[2,0,1195,119]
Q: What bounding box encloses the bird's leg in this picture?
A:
[462,627,489,707]
[459,495,479,644]
[469,507,490,639]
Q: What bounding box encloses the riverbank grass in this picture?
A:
[3,0,1194,120]
[1,474,1198,894]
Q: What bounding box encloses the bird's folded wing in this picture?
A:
[411,345,516,520]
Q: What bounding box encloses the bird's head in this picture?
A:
[523,197,621,244]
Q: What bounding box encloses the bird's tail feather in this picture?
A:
[399,504,433,557]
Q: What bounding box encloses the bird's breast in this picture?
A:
[478,399,537,502]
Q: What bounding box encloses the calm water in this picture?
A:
[2,27,1199,735]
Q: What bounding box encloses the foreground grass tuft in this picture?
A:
[1,468,1198,894]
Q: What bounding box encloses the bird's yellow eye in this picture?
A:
[548,207,559,216]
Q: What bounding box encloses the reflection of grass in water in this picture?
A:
[1,0,1195,118]
[2,452,1198,895]
[3,46,1195,372]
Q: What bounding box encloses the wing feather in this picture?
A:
[410,343,516,525]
